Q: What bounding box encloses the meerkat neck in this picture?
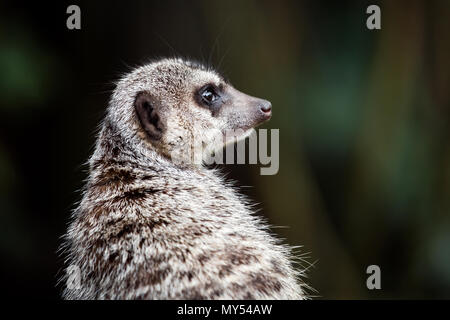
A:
[89,120,210,176]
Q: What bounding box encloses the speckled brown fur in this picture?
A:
[60,58,307,300]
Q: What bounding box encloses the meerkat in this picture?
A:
[60,57,307,300]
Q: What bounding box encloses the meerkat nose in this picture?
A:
[259,100,272,115]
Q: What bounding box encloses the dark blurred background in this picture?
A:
[0,0,449,299]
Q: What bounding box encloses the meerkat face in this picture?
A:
[110,58,271,165]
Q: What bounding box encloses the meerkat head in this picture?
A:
[107,58,271,166]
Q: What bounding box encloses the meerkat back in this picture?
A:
[61,58,306,300]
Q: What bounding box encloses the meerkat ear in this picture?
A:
[134,92,165,140]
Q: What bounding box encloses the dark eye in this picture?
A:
[200,85,219,105]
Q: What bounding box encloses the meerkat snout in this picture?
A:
[61,57,307,300]
[259,99,272,114]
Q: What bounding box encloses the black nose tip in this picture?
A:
[260,100,272,113]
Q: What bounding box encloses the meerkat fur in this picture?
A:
[60,57,308,300]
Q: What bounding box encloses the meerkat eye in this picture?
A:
[200,85,219,105]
